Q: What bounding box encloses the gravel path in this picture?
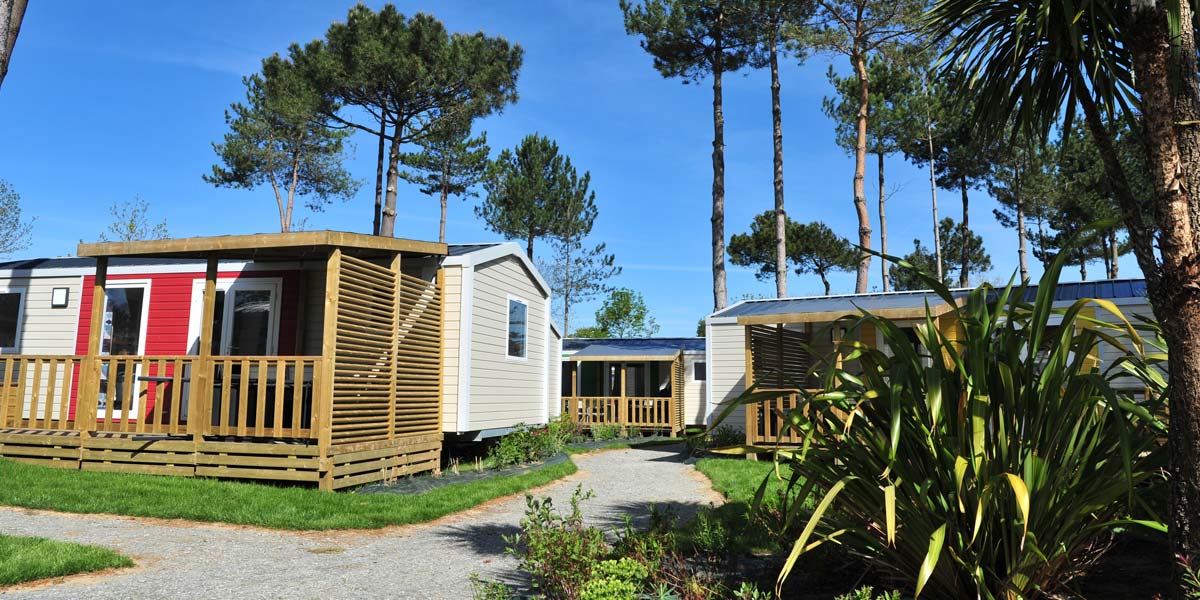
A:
[0,444,722,599]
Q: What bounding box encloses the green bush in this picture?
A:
[488,422,563,467]
[707,425,743,449]
[721,255,1169,599]
[502,486,608,599]
[834,586,900,600]
[580,576,638,600]
[590,423,623,442]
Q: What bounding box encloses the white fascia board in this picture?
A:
[445,242,551,298]
[0,259,301,279]
[707,316,739,325]
[456,265,475,433]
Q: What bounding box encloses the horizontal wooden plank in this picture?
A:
[195,465,320,482]
[83,462,193,477]
[198,453,319,469]
[195,441,319,456]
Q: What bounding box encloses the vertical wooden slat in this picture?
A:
[0,357,12,426]
[29,359,43,428]
[57,359,72,427]
[237,358,250,437]
[291,361,304,434]
[44,360,60,427]
[121,359,136,432]
[170,358,184,435]
[134,357,148,433]
[103,358,115,428]
[255,359,268,437]
[219,359,233,436]
[273,359,286,437]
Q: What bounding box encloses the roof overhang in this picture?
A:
[568,345,682,362]
[734,298,963,325]
[443,242,551,297]
[77,230,446,261]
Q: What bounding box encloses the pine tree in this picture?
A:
[889,218,990,290]
[621,0,759,310]
[399,117,490,243]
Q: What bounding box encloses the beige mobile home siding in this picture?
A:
[708,321,747,431]
[1093,299,1160,391]
[547,329,562,420]
[441,265,464,431]
[468,256,547,430]
[682,352,706,425]
[8,275,82,355]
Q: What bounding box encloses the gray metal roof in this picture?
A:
[563,337,705,354]
[712,279,1151,320]
[446,243,501,256]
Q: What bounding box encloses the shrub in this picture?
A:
[590,423,623,442]
[834,586,900,600]
[488,422,563,467]
[503,486,608,599]
[723,256,1169,598]
[469,573,514,600]
[707,425,743,449]
[580,576,638,600]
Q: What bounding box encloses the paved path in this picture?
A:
[0,444,722,599]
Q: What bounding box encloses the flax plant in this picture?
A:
[718,254,1168,598]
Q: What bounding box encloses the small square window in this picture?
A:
[694,361,707,381]
[507,298,528,359]
[51,287,69,308]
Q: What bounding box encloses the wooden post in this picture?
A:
[435,267,445,436]
[317,249,341,491]
[78,257,108,436]
[569,365,578,424]
[388,253,402,441]
[618,364,627,426]
[190,257,218,440]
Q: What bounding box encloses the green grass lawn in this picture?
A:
[0,457,577,531]
[0,534,133,587]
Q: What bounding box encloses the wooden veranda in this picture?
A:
[561,345,686,435]
[0,231,446,490]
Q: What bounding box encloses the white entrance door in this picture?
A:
[97,281,150,419]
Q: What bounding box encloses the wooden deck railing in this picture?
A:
[745,389,811,446]
[0,354,324,439]
[562,396,674,429]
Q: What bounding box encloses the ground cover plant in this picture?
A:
[0,534,133,586]
[718,255,1170,598]
[0,456,576,531]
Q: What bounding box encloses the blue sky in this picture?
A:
[0,1,1140,336]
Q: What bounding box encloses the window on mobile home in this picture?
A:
[507,298,528,359]
[0,291,22,349]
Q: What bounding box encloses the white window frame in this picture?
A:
[505,295,529,361]
[0,287,26,353]
[186,277,282,356]
[97,280,152,419]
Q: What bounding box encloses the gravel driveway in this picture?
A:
[0,444,722,599]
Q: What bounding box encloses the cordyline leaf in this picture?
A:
[915,523,948,598]
[777,477,852,597]
[954,456,968,513]
[884,484,897,546]
[1005,473,1031,546]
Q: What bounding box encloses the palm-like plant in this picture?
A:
[717,254,1169,598]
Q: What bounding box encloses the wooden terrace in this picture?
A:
[561,342,686,435]
[0,231,446,490]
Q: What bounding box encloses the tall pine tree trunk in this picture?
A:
[820,272,831,296]
[1124,1,1200,581]
[526,234,535,260]
[878,150,889,292]
[711,54,728,310]
[770,35,787,299]
[1108,230,1119,278]
[1080,259,1087,281]
[438,186,448,244]
[926,114,943,281]
[380,123,402,237]
[851,52,873,293]
[1016,195,1029,282]
[958,178,969,287]
[562,242,574,334]
[373,116,387,236]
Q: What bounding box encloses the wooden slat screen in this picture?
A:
[393,272,441,436]
[748,324,812,388]
[331,255,397,444]
[671,355,685,433]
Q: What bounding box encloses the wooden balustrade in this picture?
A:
[0,354,323,440]
[745,389,807,446]
[562,396,674,429]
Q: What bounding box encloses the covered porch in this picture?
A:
[0,231,446,490]
[561,340,686,435]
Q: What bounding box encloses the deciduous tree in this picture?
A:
[206,58,358,233]
[586,288,660,338]
[621,0,758,310]
[399,117,490,243]
[0,179,32,255]
[99,196,168,243]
